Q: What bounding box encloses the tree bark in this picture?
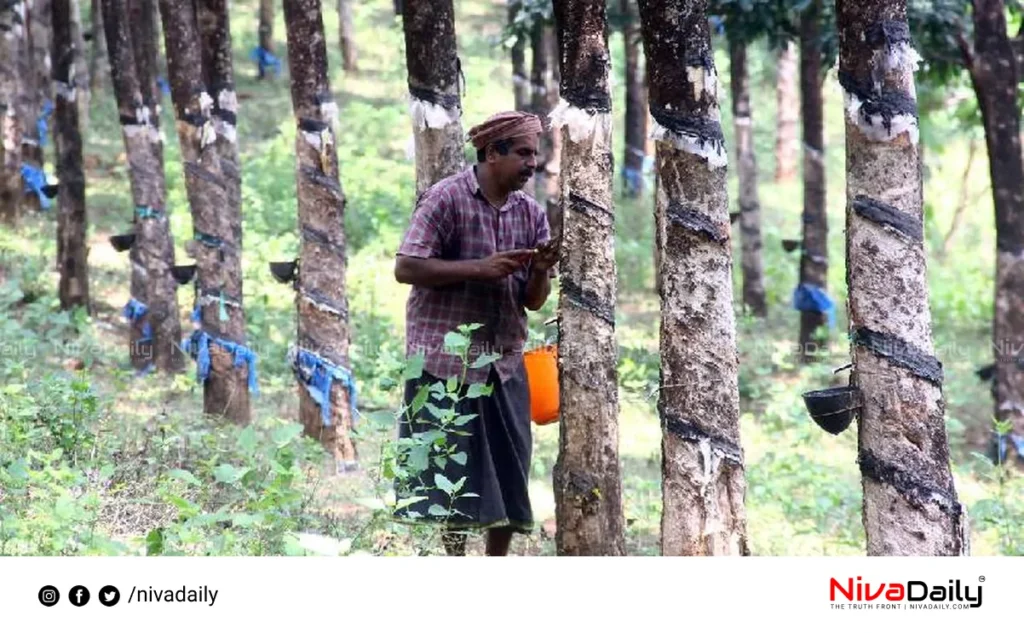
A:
[967,0,1024,459]
[509,0,529,111]
[22,0,49,192]
[70,0,90,126]
[89,0,109,92]
[774,40,799,182]
[550,0,624,557]
[338,0,357,73]
[103,0,184,373]
[729,38,766,317]
[529,21,559,214]
[283,0,357,470]
[401,0,464,196]
[130,0,160,119]
[159,0,251,420]
[798,0,828,360]
[0,2,26,225]
[258,0,273,67]
[638,0,748,556]
[838,0,967,555]
[53,0,90,311]
[622,0,645,198]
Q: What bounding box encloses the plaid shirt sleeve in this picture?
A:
[397,189,451,259]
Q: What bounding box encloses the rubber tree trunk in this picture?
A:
[0,3,26,225]
[283,0,357,470]
[22,0,49,197]
[159,0,251,421]
[130,0,160,120]
[509,0,529,111]
[53,0,90,311]
[89,0,108,92]
[621,0,645,198]
[401,0,464,196]
[103,0,184,373]
[837,0,967,555]
[529,21,559,213]
[729,38,766,318]
[638,0,748,556]
[258,0,273,80]
[70,0,90,126]
[550,0,624,557]
[798,0,828,360]
[774,40,799,182]
[966,0,1024,459]
[338,0,357,73]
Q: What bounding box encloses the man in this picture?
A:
[392,111,558,556]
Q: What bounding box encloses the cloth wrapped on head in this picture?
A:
[467,111,542,150]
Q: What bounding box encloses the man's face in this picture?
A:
[488,135,539,190]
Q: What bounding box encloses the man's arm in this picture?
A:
[523,266,551,311]
[395,251,535,288]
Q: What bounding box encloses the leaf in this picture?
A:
[469,352,502,369]
[450,452,468,466]
[443,331,469,355]
[271,423,303,447]
[168,469,201,487]
[433,456,448,470]
[407,444,430,474]
[434,473,456,496]
[446,376,458,393]
[213,464,249,484]
[465,383,493,399]
[402,353,425,380]
[410,384,430,415]
[395,495,428,511]
[145,528,164,555]
[427,504,449,517]
[452,413,477,426]
[423,402,449,421]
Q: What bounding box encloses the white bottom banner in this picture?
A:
[0,556,1016,631]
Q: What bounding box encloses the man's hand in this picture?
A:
[531,239,560,272]
[475,249,534,281]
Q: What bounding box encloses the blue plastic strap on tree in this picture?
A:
[135,205,163,219]
[995,433,1024,464]
[792,283,836,329]
[194,231,224,248]
[622,166,643,195]
[157,77,171,95]
[250,46,281,75]
[37,99,53,146]
[182,330,259,394]
[293,348,357,427]
[20,164,53,209]
[122,297,153,341]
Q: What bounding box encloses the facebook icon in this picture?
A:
[69,585,90,607]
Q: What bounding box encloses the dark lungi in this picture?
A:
[393,359,534,534]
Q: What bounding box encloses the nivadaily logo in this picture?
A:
[830,576,984,610]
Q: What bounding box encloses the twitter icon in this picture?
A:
[99,585,120,607]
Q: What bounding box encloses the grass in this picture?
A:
[0,0,1020,557]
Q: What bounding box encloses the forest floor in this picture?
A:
[1,0,1021,556]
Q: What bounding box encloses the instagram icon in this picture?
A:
[38,586,60,607]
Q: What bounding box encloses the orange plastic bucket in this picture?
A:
[524,344,559,425]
